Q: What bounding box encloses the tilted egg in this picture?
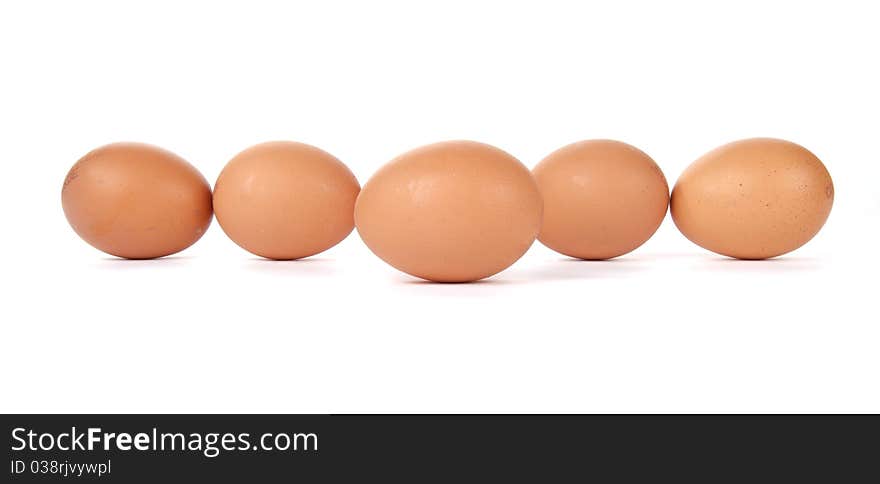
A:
[213,141,360,260]
[62,142,213,259]
[355,140,543,282]
[671,138,833,259]
[533,140,669,260]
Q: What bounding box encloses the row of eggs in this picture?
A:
[62,138,834,282]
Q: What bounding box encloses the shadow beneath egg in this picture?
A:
[399,277,515,286]
[514,257,649,282]
[393,273,520,298]
[697,255,824,272]
[245,257,337,276]
[392,255,653,286]
[95,255,194,269]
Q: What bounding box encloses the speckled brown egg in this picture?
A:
[671,138,833,259]
[62,142,213,259]
[213,141,360,260]
[354,140,543,282]
[532,139,669,260]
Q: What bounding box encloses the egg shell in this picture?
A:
[212,141,360,260]
[533,139,669,260]
[61,142,213,259]
[671,138,833,259]
[354,140,543,282]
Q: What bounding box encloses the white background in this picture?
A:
[1,1,877,413]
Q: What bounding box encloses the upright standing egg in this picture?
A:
[355,141,543,282]
[62,142,213,259]
[532,139,669,260]
[671,138,833,259]
[213,141,360,260]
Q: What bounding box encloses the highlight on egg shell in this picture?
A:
[212,141,361,260]
[532,139,669,260]
[354,140,543,283]
[61,142,214,259]
[670,138,833,260]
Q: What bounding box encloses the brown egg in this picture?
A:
[355,140,543,282]
[62,142,213,259]
[671,138,834,259]
[532,140,669,260]
[213,141,360,260]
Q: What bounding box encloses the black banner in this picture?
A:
[3,415,878,481]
